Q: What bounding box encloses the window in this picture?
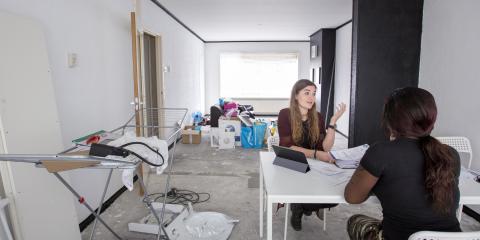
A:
[220,52,299,98]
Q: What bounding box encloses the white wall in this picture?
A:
[0,0,204,222]
[140,0,205,117]
[419,0,480,172]
[334,22,352,136]
[205,42,310,114]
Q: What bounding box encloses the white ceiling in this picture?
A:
[155,0,352,41]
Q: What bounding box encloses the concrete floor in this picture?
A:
[81,135,480,240]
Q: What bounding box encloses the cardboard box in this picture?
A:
[182,126,201,144]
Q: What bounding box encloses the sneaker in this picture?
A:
[290,204,303,231]
[316,209,324,221]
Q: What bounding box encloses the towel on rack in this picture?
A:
[109,131,169,191]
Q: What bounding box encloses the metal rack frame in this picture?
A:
[0,107,188,240]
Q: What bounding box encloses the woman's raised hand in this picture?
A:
[331,103,347,124]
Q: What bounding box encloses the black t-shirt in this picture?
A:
[360,137,461,240]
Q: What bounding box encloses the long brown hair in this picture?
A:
[289,79,319,147]
[382,87,456,214]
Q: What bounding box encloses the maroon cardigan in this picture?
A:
[277,108,326,150]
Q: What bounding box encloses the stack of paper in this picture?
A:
[460,167,480,186]
[330,144,369,169]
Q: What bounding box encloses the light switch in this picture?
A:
[67,53,77,68]
[163,66,170,73]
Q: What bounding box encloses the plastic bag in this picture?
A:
[108,131,169,190]
[184,212,238,239]
[241,123,267,149]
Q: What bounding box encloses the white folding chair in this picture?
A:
[435,136,473,169]
[408,230,480,240]
[435,136,473,222]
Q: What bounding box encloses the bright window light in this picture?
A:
[220,52,299,98]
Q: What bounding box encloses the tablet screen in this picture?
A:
[272,145,308,164]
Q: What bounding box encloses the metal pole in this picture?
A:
[53,172,122,240]
[136,169,169,240]
[89,169,114,240]
[156,135,179,240]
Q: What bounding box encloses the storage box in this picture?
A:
[219,131,235,149]
[210,127,219,147]
[219,119,241,146]
[182,126,201,144]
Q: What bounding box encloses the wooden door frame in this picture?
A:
[132,16,165,134]
[139,30,164,111]
[138,29,165,139]
[134,26,165,188]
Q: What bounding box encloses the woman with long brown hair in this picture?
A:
[278,79,346,231]
[344,87,461,240]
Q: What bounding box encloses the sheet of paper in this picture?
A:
[306,158,355,185]
[307,158,344,176]
[330,144,369,162]
[460,167,479,186]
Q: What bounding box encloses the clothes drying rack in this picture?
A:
[0,107,188,240]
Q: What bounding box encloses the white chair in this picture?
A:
[408,230,480,240]
[435,136,473,222]
[435,136,473,169]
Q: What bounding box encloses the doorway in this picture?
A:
[140,32,164,137]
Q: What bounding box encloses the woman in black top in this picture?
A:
[278,79,346,231]
[344,87,461,240]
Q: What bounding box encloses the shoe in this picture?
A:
[290,204,303,231]
[316,209,324,221]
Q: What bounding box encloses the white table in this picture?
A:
[259,151,480,240]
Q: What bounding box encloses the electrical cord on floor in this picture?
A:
[145,187,211,205]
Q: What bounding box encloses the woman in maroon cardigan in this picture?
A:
[278,79,346,231]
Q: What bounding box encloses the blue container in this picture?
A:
[241,123,267,149]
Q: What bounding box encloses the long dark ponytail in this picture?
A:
[383,87,457,214]
[420,136,456,214]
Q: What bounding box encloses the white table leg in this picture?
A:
[267,199,273,240]
[284,203,289,240]
[264,191,267,213]
[457,204,463,221]
[323,209,327,231]
[260,164,264,238]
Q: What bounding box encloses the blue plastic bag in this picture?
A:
[241,127,254,148]
[241,123,267,149]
